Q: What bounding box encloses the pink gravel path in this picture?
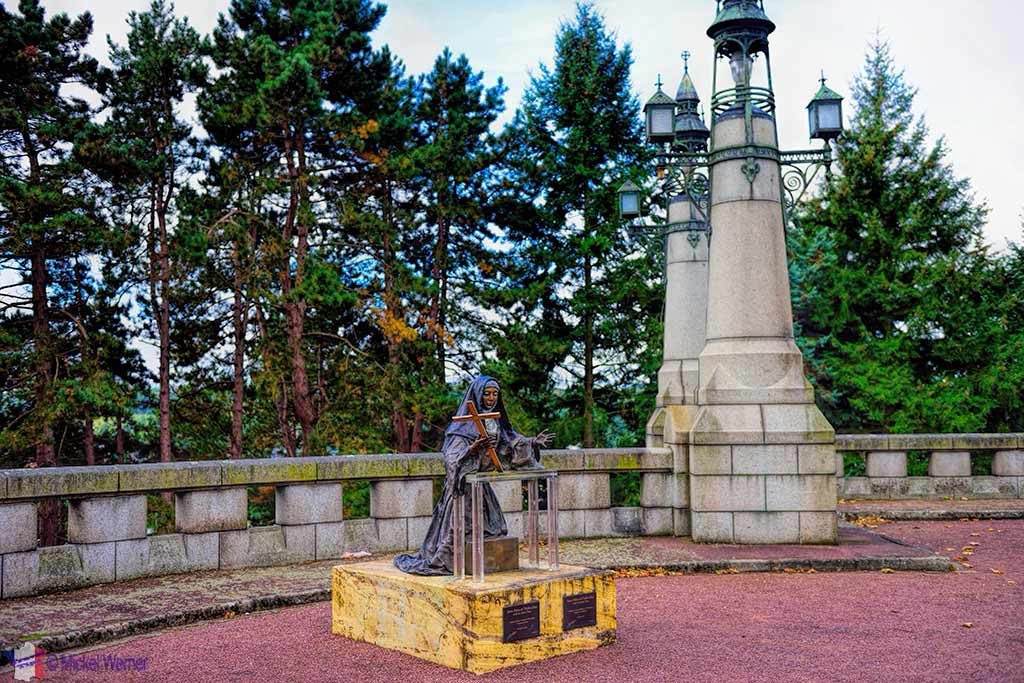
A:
[7,519,1023,683]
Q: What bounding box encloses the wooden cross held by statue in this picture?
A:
[452,401,504,472]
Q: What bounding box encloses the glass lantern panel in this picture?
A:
[818,102,841,129]
[649,107,674,135]
[808,107,816,135]
[619,192,639,217]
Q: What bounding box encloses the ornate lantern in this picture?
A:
[644,84,677,144]
[807,75,844,141]
[617,180,642,219]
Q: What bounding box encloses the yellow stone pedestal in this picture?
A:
[331,560,616,675]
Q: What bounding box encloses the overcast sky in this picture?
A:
[49,0,1024,249]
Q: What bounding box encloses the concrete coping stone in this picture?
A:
[5,466,120,500]
[835,434,890,451]
[7,437,1023,501]
[119,461,222,493]
[221,458,319,486]
[837,433,1024,452]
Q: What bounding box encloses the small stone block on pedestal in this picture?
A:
[464,536,520,573]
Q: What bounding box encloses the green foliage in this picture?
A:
[790,39,1022,433]
[343,480,371,519]
[2,3,1022,474]
[247,484,275,526]
[146,493,175,534]
[501,2,657,448]
[610,472,640,507]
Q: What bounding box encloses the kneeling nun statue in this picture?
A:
[394,375,552,576]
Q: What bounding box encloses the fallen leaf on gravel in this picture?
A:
[961,622,973,628]
[969,542,980,546]
[960,518,970,522]
[960,563,973,568]
[991,569,1004,575]
[851,515,893,529]
[960,497,969,501]
[945,547,955,552]
[715,568,741,575]
[970,533,981,537]
[880,568,895,574]
[987,528,995,532]
[1008,580,1017,585]
[615,567,673,578]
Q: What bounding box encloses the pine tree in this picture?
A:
[791,40,998,432]
[514,3,649,446]
[0,0,105,542]
[413,48,506,382]
[84,0,206,465]
[201,0,389,454]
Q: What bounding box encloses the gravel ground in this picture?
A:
[6,518,1021,683]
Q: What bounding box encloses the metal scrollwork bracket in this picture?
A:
[778,144,834,228]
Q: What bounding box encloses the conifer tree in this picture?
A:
[86,0,206,465]
[202,0,389,453]
[791,40,997,432]
[515,3,649,446]
[0,0,104,541]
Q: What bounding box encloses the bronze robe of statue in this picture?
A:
[394,376,541,576]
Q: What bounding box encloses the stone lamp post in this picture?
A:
[623,0,845,543]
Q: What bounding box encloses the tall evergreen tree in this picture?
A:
[515,3,649,446]
[790,40,1001,432]
[84,0,205,464]
[202,0,389,454]
[0,0,104,541]
[413,48,506,379]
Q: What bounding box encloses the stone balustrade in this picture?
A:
[0,448,669,599]
[835,433,1024,500]
[0,436,1021,599]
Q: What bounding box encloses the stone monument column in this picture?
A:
[687,0,837,544]
[645,59,710,536]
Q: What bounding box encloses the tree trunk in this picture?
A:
[281,130,316,451]
[583,251,595,448]
[156,202,172,463]
[115,414,125,462]
[31,247,58,546]
[83,411,95,466]
[229,240,247,460]
[430,214,450,375]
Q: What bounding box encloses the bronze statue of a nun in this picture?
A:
[394,376,552,576]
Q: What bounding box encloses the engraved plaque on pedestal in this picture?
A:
[503,601,540,642]
[562,591,597,630]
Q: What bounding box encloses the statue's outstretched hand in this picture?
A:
[532,430,553,448]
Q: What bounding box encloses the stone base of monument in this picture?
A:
[688,402,839,544]
[332,560,616,675]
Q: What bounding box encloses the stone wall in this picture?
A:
[835,434,1024,500]
[0,448,669,599]
[1,436,1022,599]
